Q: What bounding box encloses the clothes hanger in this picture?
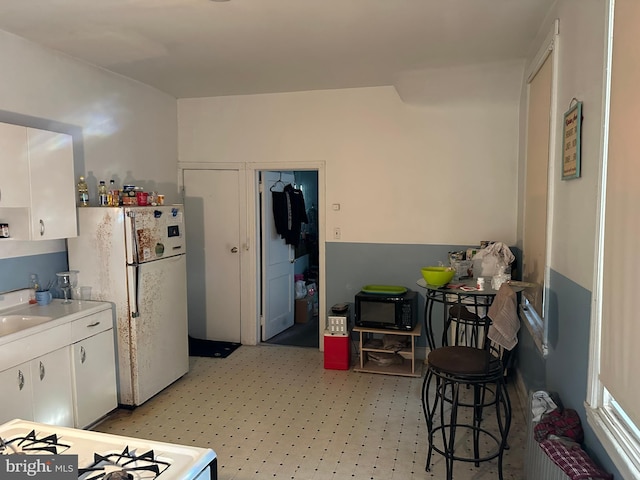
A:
[270,172,285,192]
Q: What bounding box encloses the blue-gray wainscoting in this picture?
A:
[518,268,620,478]
[326,242,469,349]
[325,242,522,349]
[0,252,69,294]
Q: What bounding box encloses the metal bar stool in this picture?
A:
[421,311,512,480]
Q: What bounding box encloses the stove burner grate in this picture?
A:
[79,446,171,480]
[0,429,71,455]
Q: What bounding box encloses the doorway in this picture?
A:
[259,169,320,348]
[180,162,324,348]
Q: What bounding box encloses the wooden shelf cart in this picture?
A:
[353,323,422,377]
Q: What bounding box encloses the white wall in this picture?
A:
[0,30,178,260]
[550,0,607,289]
[178,66,523,246]
[0,26,524,254]
[516,0,607,289]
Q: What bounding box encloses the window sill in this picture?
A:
[520,304,547,357]
[586,404,640,480]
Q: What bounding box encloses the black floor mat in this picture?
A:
[188,336,241,358]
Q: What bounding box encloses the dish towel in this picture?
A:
[531,390,559,422]
[487,283,519,350]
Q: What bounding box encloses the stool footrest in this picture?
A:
[430,424,504,464]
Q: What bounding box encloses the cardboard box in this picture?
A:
[295,298,312,324]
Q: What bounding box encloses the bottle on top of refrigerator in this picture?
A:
[108,179,120,206]
[98,180,109,206]
[77,176,89,207]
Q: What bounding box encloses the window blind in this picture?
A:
[600,0,640,428]
[522,53,552,316]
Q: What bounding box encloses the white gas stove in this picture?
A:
[0,419,217,480]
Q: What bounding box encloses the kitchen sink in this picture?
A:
[0,314,53,337]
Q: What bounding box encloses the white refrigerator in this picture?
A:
[67,205,189,407]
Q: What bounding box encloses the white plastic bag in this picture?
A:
[472,242,515,277]
[295,280,307,299]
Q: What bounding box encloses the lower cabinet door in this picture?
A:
[0,362,34,424]
[72,330,118,428]
[31,347,74,427]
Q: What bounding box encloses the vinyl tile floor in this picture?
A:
[266,315,320,348]
[94,345,527,479]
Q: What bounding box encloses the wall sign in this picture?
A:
[562,99,582,180]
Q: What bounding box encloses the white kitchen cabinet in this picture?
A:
[0,348,73,428]
[0,300,116,428]
[0,122,76,240]
[71,310,118,428]
[0,122,30,208]
[26,128,76,239]
[31,346,74,427]
[0,362,34,424]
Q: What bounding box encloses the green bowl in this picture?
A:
[421,266,456,287]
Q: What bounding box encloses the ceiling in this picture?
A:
[0,0,554,99]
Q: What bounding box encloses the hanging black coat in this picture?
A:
[272,184,308,246]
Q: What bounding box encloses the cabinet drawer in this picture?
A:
[71,309,113,343]
[0,323,70,372]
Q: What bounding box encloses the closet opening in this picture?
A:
[258,169,320,348]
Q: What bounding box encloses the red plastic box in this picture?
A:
[324,333,350,370]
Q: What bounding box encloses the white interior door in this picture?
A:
[262,171,296,341]
[183,169,242,342]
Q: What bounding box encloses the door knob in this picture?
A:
[231,247,239,253]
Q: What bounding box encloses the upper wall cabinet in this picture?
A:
[0,123,30,207]
[0,122,77,240]
[26,128,77,240]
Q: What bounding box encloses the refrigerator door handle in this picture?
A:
[127,211,140,264]
[131,264,141,318]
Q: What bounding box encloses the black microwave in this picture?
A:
[354,289,418,331]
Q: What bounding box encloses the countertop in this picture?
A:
[0,298,112,347]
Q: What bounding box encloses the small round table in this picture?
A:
[416,278,522,350]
